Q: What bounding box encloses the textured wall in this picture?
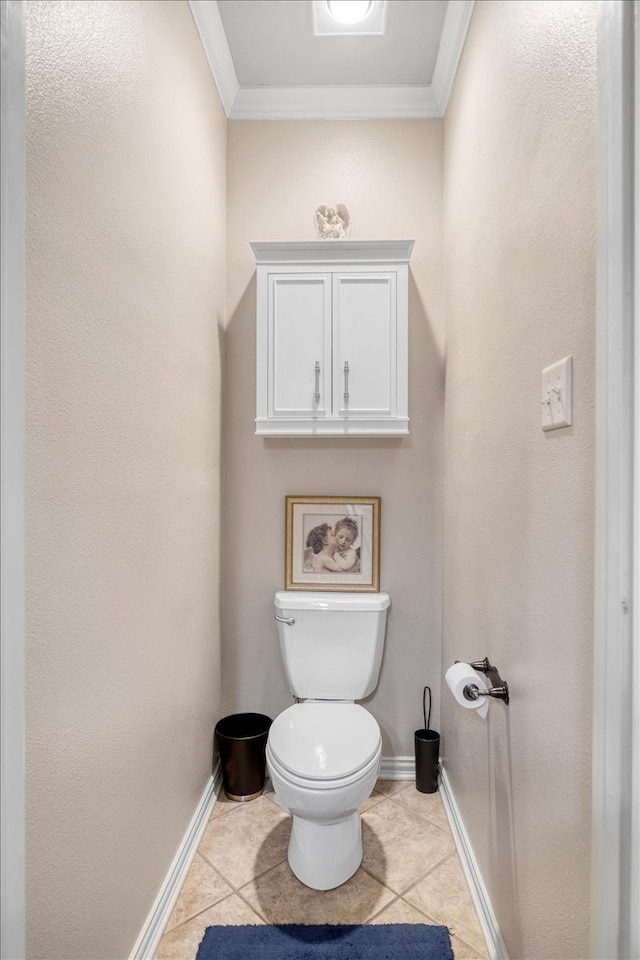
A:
[24,2,226,957]
[442,2,596,957]
[224,120,444,758]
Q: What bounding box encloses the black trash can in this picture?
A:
[215,713,272,802]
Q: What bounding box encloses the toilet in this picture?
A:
[266,590,390,891]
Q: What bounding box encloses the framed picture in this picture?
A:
[285,496,381,592]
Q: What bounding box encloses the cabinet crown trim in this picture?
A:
[251,239,414,265]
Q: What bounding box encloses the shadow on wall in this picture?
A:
[220,274,290,719]
[408,271,445,448]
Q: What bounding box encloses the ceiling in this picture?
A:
[188,0,475,119]
[217,1,446,87]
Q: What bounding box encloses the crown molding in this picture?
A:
[188,0,239,115]
[189,0,475,120]
[231,84,441,120]
[431,0,476,113]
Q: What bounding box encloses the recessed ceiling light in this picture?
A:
[313,0,387,37]
[326,1,372,25]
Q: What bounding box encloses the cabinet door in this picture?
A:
[332,273,397,418]
[268,274,332,419]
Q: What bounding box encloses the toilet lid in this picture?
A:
[268,702,381,781]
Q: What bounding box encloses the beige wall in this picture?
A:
[442,2,596,957]
[24,2,226,957]
[224,120,444,757]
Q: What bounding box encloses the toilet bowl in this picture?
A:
[268,590,389,890]
[267,701,382,890]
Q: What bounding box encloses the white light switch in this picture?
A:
[541,356,572,431]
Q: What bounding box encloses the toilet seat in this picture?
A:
[267,702,381,783]
[267,740,381,794]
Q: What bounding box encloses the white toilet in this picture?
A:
[266,590,390,891]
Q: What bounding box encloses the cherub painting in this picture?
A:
[285,496,380,592]
[303,516,361,575]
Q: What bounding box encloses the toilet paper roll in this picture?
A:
[445,662,490,719]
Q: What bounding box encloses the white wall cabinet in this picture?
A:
[251,240,414,437]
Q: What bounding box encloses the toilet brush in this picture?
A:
[414,685,440,793]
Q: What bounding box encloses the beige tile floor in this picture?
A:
[156,779,489,960]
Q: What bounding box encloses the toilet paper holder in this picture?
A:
[456,658,510,705]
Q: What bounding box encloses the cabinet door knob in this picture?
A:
[314,361,321,404]
[343,361,350,405]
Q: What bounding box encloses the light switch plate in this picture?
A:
[541,356,572,431]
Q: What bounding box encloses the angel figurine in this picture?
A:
[314,203,351,240]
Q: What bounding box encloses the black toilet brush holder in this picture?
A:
[414,685,440,794]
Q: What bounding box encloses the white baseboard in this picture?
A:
[439,766,509,960]
[379,755,416,780]
[129,765,223,960]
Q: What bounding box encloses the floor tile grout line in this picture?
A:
[195,848,249,893]
[162,854,288,935]
[207,796,249,822]
[357,849,454,903]
[362,791,452,837]
[394,896,446,927]
[161,853,234,934]
[358,864,446,901]
[384,791,453,833]
[358,863,416,900]
[242,847,291,886]
[399,848,488,931]
[199,802,290,877]
[399,852,489,956]
[357,863,404,901]
[197,846,239,888]
[198,846,290,894]
[161,890,243,936]
[364,893,401,923]
[395,851,458,899]
[232,884,273,925]
[235,853,293,897]
[373,786,413,801]
[358,806,458,896]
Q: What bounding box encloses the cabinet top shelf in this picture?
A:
[250,239,414,265]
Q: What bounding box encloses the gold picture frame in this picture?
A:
[285,496,381,592]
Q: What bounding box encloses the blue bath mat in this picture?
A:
[195,923,454,959]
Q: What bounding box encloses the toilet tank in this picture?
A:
[273,591,390,700]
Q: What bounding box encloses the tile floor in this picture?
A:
[155,779,489,960]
